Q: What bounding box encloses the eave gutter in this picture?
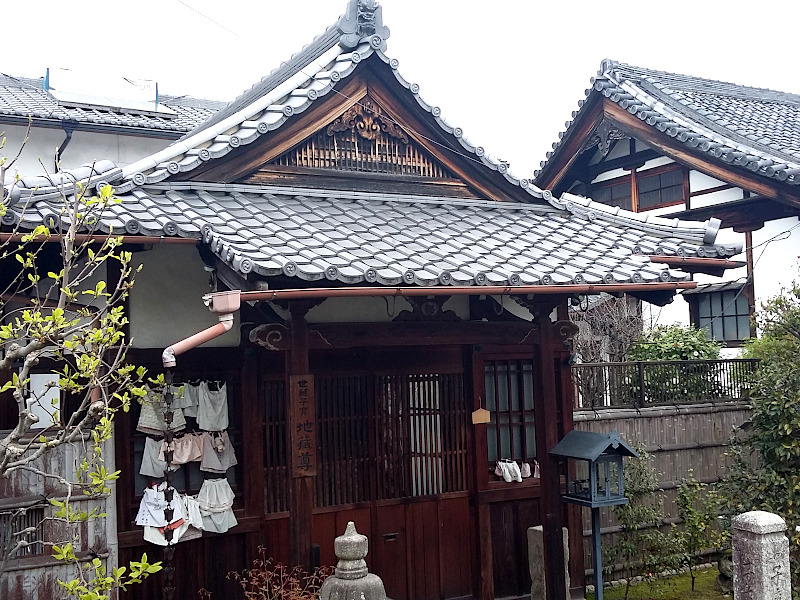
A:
[160,282,696,368]
[232,282,696,302]
[648,256,746,270]
[0,115,187,140]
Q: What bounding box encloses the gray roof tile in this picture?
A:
[0,74,224,134]
[9,182,717,288]
[535,59,800,187]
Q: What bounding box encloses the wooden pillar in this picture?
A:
[744,230,757,338]
[556,304,586,595]
[533,304,567,600]
[471,347,495,600]
[286,301,316,570]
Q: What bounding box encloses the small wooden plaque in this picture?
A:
[471,407,491,425]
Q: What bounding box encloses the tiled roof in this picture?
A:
[0,3,740,294]
[534,60,800,186]
[681,278,747,296]
[0,74,225,133]
[104,1,534,198]
[4,181,738,288]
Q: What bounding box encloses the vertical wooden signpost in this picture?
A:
[290,375,317,477]
[287,302,315,570]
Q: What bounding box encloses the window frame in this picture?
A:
[687,287,753,347]
[483,358,536,466]
[590,163,688,213]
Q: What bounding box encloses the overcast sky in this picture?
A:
[4,0,800,178]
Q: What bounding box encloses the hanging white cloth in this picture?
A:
[196,382,228,431]
[196,478,238,534]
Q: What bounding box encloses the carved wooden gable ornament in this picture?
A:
[270,95,457,179]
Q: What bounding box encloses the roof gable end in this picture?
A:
[535,60,800,197]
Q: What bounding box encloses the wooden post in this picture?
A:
[744,230,757,339]
[286,301,316,570]
[471,346,494,600]
[533,305,567,600]
[556,303,586,595]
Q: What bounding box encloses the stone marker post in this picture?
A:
[732,510,791,600]
[319,521,387,600]
[529,526,570,600]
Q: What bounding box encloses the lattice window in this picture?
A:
[637,166,683,210]
[694,288,751,344]
[0,505,46,558]
[315,374,371,507]
[376,372,468,500]
[270,98,457,179]
[485,359,536,464]
[263,377,288,514]
[305,371,468,508]
[591,164,686,212]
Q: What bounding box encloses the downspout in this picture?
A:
[162,291,240,368]
[55,119,79,171]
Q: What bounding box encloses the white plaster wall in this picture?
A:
[640,156,674,171]
[590,157,674,186]
[689,170,727,192]
[130,244,240,349]
[688,170,744,207]
[592,167,627,183]
[2,122,174,175]
[303,294,470,323]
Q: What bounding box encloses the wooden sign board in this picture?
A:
[471,407,491,425]
[290,374,317,477]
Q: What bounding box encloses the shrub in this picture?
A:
[674,470,725,591]
[625,325,722,405]
[199,547,333,600]
[627,324,721,361]
[722,281,800,598]
[605,447,677,600]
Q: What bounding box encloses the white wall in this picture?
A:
[299,294,470,323]
[688,171,746,207]
[130,244,240,349]
[2,122,175,175]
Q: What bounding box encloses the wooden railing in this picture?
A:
[571,358,759,409]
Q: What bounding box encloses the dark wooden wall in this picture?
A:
[116,316,574,600]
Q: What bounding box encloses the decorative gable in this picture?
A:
[267,95,458,179]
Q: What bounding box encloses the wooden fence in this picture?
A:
[570,359,755,582]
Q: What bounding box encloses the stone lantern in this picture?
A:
[550,430,637,600]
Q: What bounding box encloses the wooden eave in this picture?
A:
[538,95,800,211]
[180,56,537,203]
[669,195,800,232]
[601,100,800,209]
[533,94,604,192]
